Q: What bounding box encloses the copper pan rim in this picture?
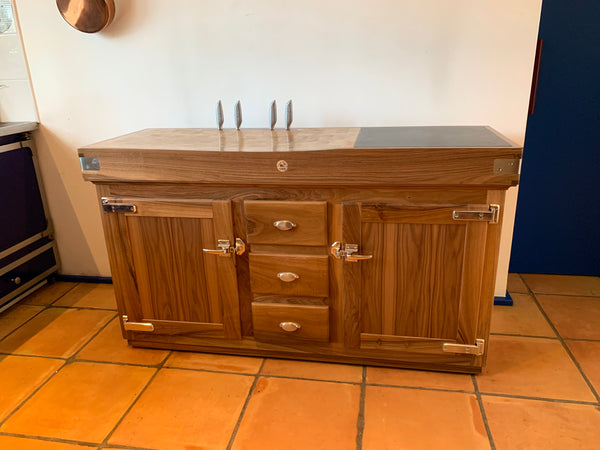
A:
[56,0,115,33]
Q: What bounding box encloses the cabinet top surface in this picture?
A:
[0,122,38,138]
[79,126,521,188]
[80,126,520,153]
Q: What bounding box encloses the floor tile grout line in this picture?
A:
[73,357,170,370]
[478,391,599,406]
[0,282,81,345]
[66,311,119,362]
[0,431,158,450]
[519,291,600,299]
[519,273,600,404]
[0,310,118,429]
[226,358,266,450]
[0,360,64,429]
[100,350,173,447]
[365,382,475,394]
[562,337,600,342]
[472,375,496,450]
[0,431,108,449]
[0,351,67,361]
[42,305,120,311]
[355,366,367,450]
[490,332,558,340]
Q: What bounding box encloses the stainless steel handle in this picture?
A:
[277,272,299,282]
[280,321,301,332]
[273,220,296,231]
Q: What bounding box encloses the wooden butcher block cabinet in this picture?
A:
[80,126,521,373]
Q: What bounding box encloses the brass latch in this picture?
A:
[122,315,154,332]
[452,205,500,224]
[330,242,373,262]
[203,238,246,257]
[442,339,485,356]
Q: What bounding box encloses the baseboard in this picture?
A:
[494,291,513,306]
[55,275,113,284]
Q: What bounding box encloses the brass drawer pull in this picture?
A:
[280,321,301,332]
[273,220,296,231]
[277,272,299,282]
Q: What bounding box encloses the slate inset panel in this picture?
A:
[354,126,512,148]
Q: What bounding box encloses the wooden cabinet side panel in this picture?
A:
[232,198,253,337]
[328,202,343,343]
[169,217,221,323]
[126,216,177,321]
[212,200,242,339]
[96,185,143,335]
[456,222,488,345]
[361,221,465,340]
[360,222,384,334]
[342,203,362,348]
[476,190,507,365]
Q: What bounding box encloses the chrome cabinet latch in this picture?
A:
[101,198,136,213]
[442,339,485,356]
[330,242,373,262]
[452,204,500,224]
[203,238,246,257]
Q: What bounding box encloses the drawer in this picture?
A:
[252,301,329,343]
[1,244,57,304]
[245,201,327,245]
[249,253,329,297]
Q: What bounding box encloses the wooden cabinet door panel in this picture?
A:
[111,198,241,339]
[342,202,488,352]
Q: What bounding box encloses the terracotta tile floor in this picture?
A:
[0,274,598,449]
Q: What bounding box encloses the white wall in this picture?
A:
[0,0,35,121]
[14,0,541,296]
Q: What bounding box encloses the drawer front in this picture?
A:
[249,254,329,297]
[1,247,56,302]
[252,302,329,343]
[245,201,327,245]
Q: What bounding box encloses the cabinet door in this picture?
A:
[341,202,490,357]
[103,198,241,339]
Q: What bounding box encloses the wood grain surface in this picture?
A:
[252,302,329,344]
[248,253,329,297]
[245,200,327,245]
[85,128,515,372]
[79,128,521,188]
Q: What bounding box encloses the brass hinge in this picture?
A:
[442,339,485,356]
[452,205,499,224]
[122,315,154,332]
[101,198,136,213]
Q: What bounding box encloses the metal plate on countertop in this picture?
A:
[354,126,513,148]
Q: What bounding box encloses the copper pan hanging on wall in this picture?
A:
[56,0,115,33]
